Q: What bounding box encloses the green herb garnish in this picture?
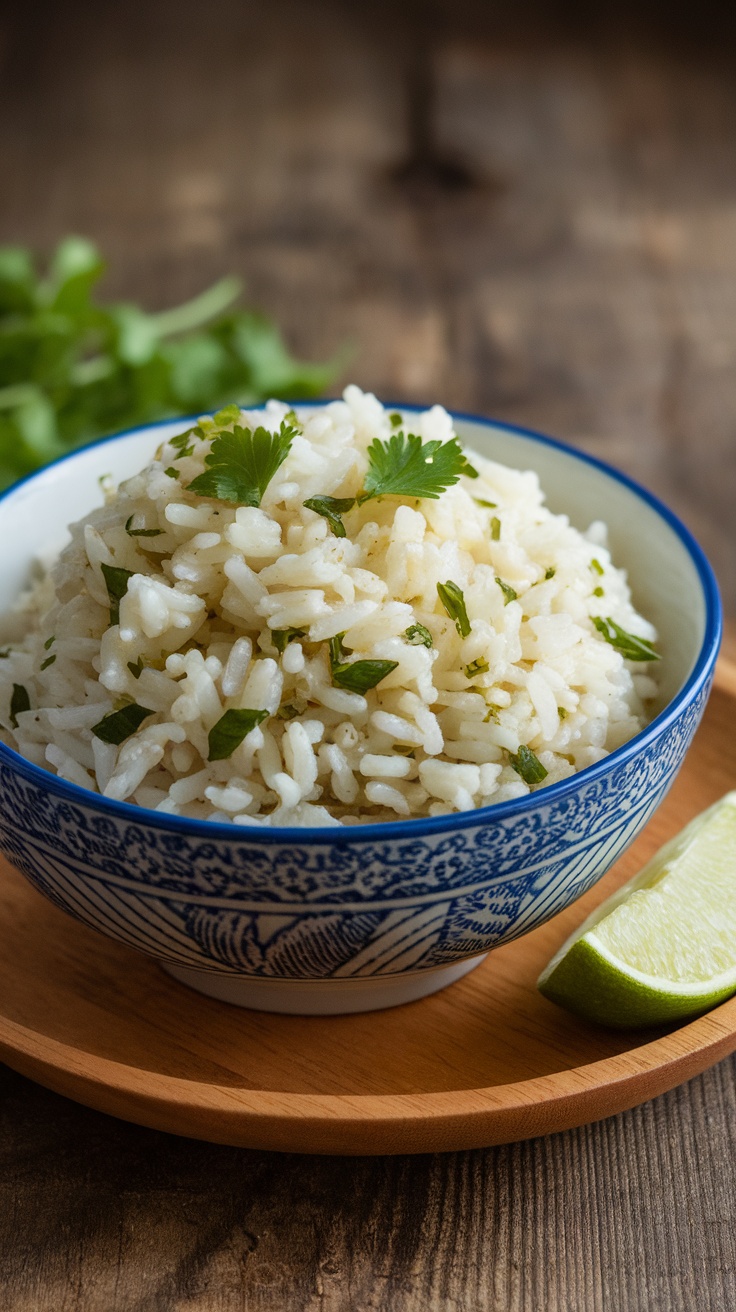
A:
[276,703,300,721]
[127,658,144,680]
[187,419,296,507]
[490,516,501,541]
[125,515,163,538]
[40,654,56,671]
[91,702,153,744]
[302,495,356,538]
[495,577,518,605]
[544,567,556,580]
[464,658,489,678]
[405,623,433,648]
[437,580,471,638]
[474,497,497,509]
[100,562,133,626]
[593,586,604,598]
[509,744,548,785]
[207,707,269,761]
[591,558,604,576]
[164,467,179,480]
[9,684,30,727]
[389,412,403,427]
[361,431,470,502]
[0,236,335,492]
[558,706,569,720]
[43,635,55,650]
[483,705,499,723]
[331,659,399,694]
[271,627,307,654]
[592,617,660,662]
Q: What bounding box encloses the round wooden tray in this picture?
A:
[1,663,735,1155]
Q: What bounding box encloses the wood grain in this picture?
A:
[1,664,736,1158]
[0,0,736,1306]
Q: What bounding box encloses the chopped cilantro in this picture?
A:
[9,684,30,727]
[125,515,163,538]
[464,658,489,679]
[591,558,604,576]
[40,654,56,671]
[331,659,399,694]
[544,567,556,580]
[509,744,548,785]
[43,635,55,650]
[164,467,179,480]
[187,419,296,506]
[207,707,269,760]
[91,702,153,744]
[474,497,497,509]
[302,495,356,538]
[592,617,660,662]
[593,586,604,598]
[127,658,144,680]
[100,562,133,626]
[271,627,307,654]
[389,412,403,427]
[483,705,499,723]
[276,703,300,721]
[437,580,471,638]
[495,577,518,605]
[405,623,433,648]
[490,516,501,541]
[558,706,569,720]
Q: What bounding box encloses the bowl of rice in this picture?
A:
[0,387,720,1013]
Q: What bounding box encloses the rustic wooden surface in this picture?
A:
[1,0,736,1307]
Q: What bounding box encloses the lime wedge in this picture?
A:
[538,792,736,1028]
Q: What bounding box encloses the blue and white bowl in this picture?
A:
[0,411,721,1013]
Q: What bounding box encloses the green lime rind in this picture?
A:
[538,934,736,1030]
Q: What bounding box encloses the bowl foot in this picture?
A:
[161,956,487,1014]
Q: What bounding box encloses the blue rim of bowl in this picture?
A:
[0,404,722,845]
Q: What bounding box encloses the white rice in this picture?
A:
[0,386,659,827]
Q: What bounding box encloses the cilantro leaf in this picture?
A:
[9,684,30,728]
[40,654,56,671]
[495,577,518,605]
[405,623,433,648]
[271,627,307,654]
[474,497,497,508]
[91,702,153,744]
[43,635,55,650]
[509,744,548,785]
[207,707,269,761]
[490,516,501,541]
[437,580,471,638]
[591,558,604,576]
[331,660,399,694]
[361,432,470,502]
[100,562,134,625]
[303,495,356,538]
[125,515,162,538]
[187,420,296,506]
[592,617,660,662]
[127,658,144,679]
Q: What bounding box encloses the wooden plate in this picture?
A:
[1,663,735,1156]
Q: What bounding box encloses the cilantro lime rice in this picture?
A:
[0,387,660,826]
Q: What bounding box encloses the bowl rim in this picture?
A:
[0,403,722,846]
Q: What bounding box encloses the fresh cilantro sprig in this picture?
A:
[187,419,297,506]
[592,617,660,662]
[0,237,336,490]
[304,430,476,536]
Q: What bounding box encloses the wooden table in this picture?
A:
[0,1,735,1307]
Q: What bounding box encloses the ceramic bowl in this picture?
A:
[0,411,721,1014]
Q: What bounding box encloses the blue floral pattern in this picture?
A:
[0,678,712,980]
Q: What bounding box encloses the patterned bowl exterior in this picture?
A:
[0,676,712,983]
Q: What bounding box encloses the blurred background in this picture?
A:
[1,0,735,610]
